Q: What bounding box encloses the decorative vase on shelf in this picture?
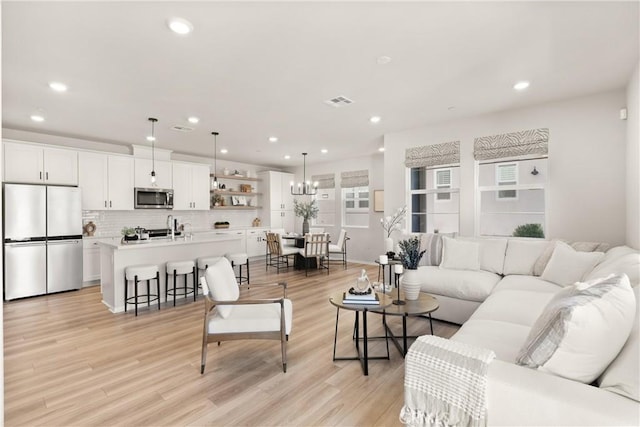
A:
[402,269,421,300]
[302,219,310,235]
[384,237,394,254]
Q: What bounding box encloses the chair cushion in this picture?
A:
[198,256,223,269]
[440,236,480,271]
[598,286,640,401]
[204,258,239,318]
[166,260,195,275]
[516,274,636,383]
[208,298,293,335]
[540,241,604,286]
[328,244,342,253]
[225,252,248,265]
[125,264,159,281]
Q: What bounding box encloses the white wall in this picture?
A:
[385,89,628,246]
[627,62,639,249]
[290,153,385,263]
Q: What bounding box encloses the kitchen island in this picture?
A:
[99,234,244,313]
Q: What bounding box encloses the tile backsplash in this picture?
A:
[83,209,261,237]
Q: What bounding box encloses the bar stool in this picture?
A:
[165,260,197,305]
[124,264,160,316]
[225,252,250,285]
[197,256,223,297]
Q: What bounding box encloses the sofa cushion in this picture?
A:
[469,289,556,328]
[459,237,508,274]
[440,236,480,271]
[586,250,640,287]
[598,286,639,401]
[503,239,549,276]
[516,274,636,383]
[452,319,531,362]
[416,266,501,302]
[492,275,561,294]
[540,241,604,286]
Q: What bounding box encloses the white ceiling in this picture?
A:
[2,1,638,168]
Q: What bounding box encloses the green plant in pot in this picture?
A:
[121,226,137,242]
[293,199,319,235]
[513,223,545,238]
[398,236,426,301]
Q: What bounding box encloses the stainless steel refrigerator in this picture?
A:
[3,184,83,300]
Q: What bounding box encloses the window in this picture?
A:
[496,163,517,199]
[342,186,369,227]
[409,166,459,233]
[435,168,452,201]
[313,189,335,226]
[478,158,546,237]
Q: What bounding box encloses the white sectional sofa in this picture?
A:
[412,235,640,426]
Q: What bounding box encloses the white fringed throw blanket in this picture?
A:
[400,335,496,427]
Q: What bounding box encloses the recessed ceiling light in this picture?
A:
[30,113,45,122]
[167,17,193,35]
[146,136,156,142]
[49,82,67,92]
[370,116,381,124]
[321,149,328,154]
[377,56,392,65]
[513,81,530,91]
[269,136,278,143]
[284,155,291,160]
[378,147,385,152]
[187,116,199,124]
[220,148,228,154]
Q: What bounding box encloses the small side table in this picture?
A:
[329,292,393,375]
[371,292,439,357]
[375,258,402,289]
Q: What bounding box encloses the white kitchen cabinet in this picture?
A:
[82,237,117,283]
[4,141,78,185]
[246,228,268,257]
[78,152,134,210]
[134,158,172,189]
[259,171,295,231]
[213,229,247,250]
[172,162,210,210]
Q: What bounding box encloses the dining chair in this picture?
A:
[298,233,330,276]
[328,229,349,268]
[265,232,298,273]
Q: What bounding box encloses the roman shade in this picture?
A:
[474,128,549,161]
[311,173,335,189]
[404,141,460,168]
[341,170,368,188]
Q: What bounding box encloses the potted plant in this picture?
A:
[121,226,138,242]
[512,223,545,238]
[293,199,319,235]
[398,236,426,300]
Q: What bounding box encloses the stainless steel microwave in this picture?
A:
[134,187,174,209]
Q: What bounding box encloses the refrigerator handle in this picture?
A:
[48,240,80,245]
[5,241,45,247]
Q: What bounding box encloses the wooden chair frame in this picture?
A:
[200,278,289,373]
[300,233,330,276]
[265,232,295,273]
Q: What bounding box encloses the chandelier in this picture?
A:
[290,152,318,196]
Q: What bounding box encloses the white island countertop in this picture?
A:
[99,234,242,251]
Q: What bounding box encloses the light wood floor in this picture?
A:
[4,260,458,426]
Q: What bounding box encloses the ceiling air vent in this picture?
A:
[170,125,194,132]
[324,95,354,108]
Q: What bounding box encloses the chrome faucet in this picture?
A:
[167,215,174,240]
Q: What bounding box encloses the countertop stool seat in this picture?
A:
[225,252,250,286]
[166,260,197,305]
[197,256,224,297]
[125,264,161,316]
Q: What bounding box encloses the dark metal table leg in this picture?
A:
[333,307,340,360]
[403,314,408,356]
[363,309,368,376]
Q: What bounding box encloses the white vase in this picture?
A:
[384,237,394,253]
[402,269,421,301]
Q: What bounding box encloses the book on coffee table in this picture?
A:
[342,292,380,305]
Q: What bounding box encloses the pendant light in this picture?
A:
[148,117,158,185]
[290,152,318,195]
[211,131,219,189]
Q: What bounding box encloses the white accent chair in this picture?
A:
[200,257,292,373]
[328,229,349,268]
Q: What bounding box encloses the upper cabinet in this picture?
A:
[78,152,134,210]
[172,162,210,210]
[134,158,172,189]
[259,171,294,212]
[4,141,78,185]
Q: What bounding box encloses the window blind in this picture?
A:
[474,128,548,161]
[340,170,368,188]
[404,141,460,168]
[311,173,335,189]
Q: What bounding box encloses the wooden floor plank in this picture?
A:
[4,260,458,426]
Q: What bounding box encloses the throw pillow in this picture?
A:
[419,232,456,267]
[598,286,640,401]
[503,239,550,276]
[440,236,480,271]
[516,274,636,384]
[541,241,604,286]
[459,237,508,274]
[532,240,562,276]
[205,257,240,318]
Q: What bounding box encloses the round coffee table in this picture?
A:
[329,291,393,375]
[371,292,439,357]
